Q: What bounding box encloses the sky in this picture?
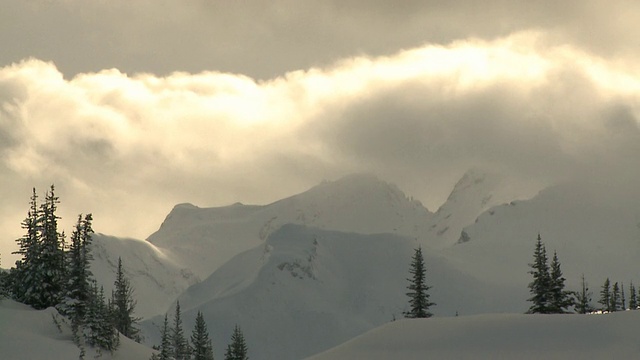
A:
[1,1,640,263]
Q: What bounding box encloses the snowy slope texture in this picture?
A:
[0,299,154,360]
[426,168,540,248]
[143,224,505,360]
[146,173,433,278]
[442,179,640,312]
[90,234,200,319]
[307,312,640,360]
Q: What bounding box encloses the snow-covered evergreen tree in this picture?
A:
[111,257,141,342]
[85,282,119,352]
[59,214,94,328]
[527,234,551,314]
[12,188,42,306]
[548,251,573,313]
[172,301,191,360]
[191,311,214,360]
[574,274,593,314]
[404,246,434,318]
[225,325,249,360]
[37,185,66,309]
[599,278,611,312]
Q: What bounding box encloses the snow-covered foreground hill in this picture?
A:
[307,311,640,360]
[0,299,154,360]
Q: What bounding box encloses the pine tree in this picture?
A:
[111,257,141,342]
[574,274,593,314]
[172,301,191,360]
[621,283,626,310]
[150,314,172,360]
[225,325,249,360]
[629,282,637,310]
[191,311,214,360]
[37,185,66,309]
[12,188,42,305]
[85,282,118,352]
[60,214,94,328]
[548,251,573,313]
[527,234,551,314]
[611,282,621,312]
[599,278,611,312]
[404,246,435,318]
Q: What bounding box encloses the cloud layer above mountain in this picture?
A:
[1,1,639,260]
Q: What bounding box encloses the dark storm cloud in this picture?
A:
[1,1,638,79]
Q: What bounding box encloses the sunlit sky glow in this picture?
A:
[1,1,639,263]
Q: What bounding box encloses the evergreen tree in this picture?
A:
[527,234,551,314]
[629,282,637,310]
[60,214,94,328]
[37,185,66,309]
[404,246,434,318]
[548,251,573,313]
[12,188,42,305]
[172,301,191,360]
[85,282,119,352]
[611,282,621,312]
[599,278,611,312]
[225,325,248,360]
[574,274,593,314]
[621,283,626,310]
[191,311,214,360]
[150,314,172,360]
[0,254,6,298]
[111,257,141,342]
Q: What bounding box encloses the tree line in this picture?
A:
[0,186,140,357]
[0,186,249,359]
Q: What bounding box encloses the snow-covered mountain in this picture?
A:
[442,179,640,306]
[146,173,434,278]
[90,234,200,319]
[143,224,508,360]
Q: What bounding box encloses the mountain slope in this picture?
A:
[143,224,506,360]
[90,234,199,319]
[146,173,433,278]
[442,180,640,311]
[307,312,640,360]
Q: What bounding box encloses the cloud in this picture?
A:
[1,1,639,79]
[1,30,640,263]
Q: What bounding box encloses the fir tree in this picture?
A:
[172,301,191,360]
[225,325,249,360]
[12,188,42,305]
[621,283,626,310]
[611,282,621,312]
[527,234,551,314]
[191,311,214,360]
[150,314,172,360]
[404,246,434,318]
[111,257,141,342]
[60,214,94,328]
[629,282,637,310]
[548,251,573,313]
[574,274,593,314]
[37,185,66,309]
[599,278,611,312]
[85,282,119,352]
